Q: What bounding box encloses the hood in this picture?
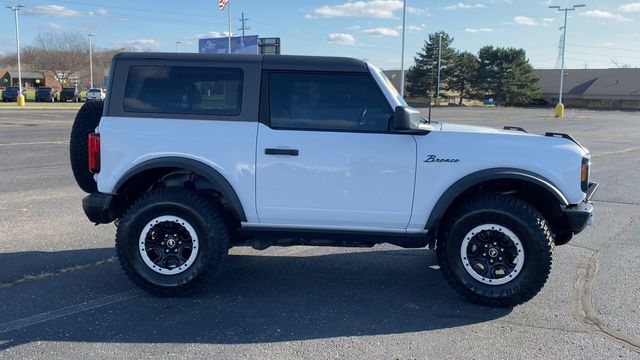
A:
[439,122,515,134]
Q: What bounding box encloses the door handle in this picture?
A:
[265,148,299,156]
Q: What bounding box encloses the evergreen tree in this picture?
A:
[476,46,540,105]
[405,31,456,97]
[447,51,479,105]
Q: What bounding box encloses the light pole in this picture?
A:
[176,41,183,52]
[436,33,442,102]
[7,4,24,105]
[400,0,407,98]
[88,33,96,88]
[549,4,585,118]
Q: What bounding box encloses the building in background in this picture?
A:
[199,35,259,54]
[258,38,281,55]
[1,70,45,88]
[198,36,281,55]
[535,68,640,110]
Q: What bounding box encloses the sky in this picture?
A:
[0,0,639,70]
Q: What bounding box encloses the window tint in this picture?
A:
[269,72,392,132]
[124,66,243,116]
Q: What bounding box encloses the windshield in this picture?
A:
[61,88,76,93]
[88,89,101,93]
[37,87,52,91]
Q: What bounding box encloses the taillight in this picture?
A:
[88,133,100,174]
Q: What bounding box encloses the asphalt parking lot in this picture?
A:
[0,106,639,359]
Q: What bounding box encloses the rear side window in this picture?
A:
[123,66,243,116]
[268,72,392,132]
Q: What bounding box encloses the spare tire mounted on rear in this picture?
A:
[69,100,103,193]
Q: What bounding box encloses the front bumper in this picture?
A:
[83,193,117,224]
[563,182,599,234]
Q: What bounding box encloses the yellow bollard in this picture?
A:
[554,103,564,118]
[16,95,25,107]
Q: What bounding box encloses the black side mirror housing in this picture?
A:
[392,106,424,132]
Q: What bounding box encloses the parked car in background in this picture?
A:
[86,88,106,101]
[35,87,56,102]
[2,86,22,102]
[60,87,80,102]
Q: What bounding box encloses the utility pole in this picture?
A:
[239,12,250,38]
[400,0,407,98]
[436,33,442,101]
[7,4,24,105]
[176,41,183,52]
[549,4,586,118]
[88,33,96,88]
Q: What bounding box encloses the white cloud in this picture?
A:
[186,32,230,40]
[444,3,485,10]
[619,2,640,12]
[308,0,422,19]
[124,39,161,51]
[465,28,494,32]
[40,22,63,29]
[362,27,400,36]
[406,24,426,31]
[26,5,108,17]
[581,10,633,22]
[542,17,555,22]
[326,33,357,46]
[514,16,538,25]
[28,5,81,17]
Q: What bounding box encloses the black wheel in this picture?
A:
[69,100,103,193]
[116,187,230,295]
[437,194,553,307]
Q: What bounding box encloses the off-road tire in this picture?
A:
[437,194,554,307]
[116,187,230,296]
[69,100,103,193]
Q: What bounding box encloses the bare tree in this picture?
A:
[22,32,89,87]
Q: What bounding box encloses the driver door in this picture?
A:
[255,71,417,230]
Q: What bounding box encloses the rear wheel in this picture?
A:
[437,194,553,307]
[116,188,230,295]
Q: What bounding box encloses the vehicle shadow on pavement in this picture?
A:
[0,248,511,349]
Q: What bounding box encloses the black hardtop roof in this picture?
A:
[113,52,369,72]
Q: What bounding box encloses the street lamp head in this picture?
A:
[548,5,560,9]
[573,4,586,8]
[6,5,25,10]
[88,33,96,37]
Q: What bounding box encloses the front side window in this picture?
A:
[124,66,243,116]
[269,72,392,132]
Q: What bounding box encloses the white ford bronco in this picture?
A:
[70,53,598,307]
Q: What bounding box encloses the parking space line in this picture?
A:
[593,146,640,157]
[0,290,141,334]
[0,141,68,147]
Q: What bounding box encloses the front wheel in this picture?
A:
[116,188,230,295]
[437,194,553,307]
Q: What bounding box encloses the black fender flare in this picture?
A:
[114,157,247,222]
[425,168,568,231]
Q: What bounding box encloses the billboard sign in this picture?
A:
[199,35,259,54]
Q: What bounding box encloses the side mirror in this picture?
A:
[392,106,421,131]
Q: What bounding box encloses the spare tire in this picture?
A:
[70,100,103,193]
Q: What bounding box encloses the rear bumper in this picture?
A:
[563,182,598,235]
[82,193,117,224]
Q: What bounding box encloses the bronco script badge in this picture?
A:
[424,155,460,163]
